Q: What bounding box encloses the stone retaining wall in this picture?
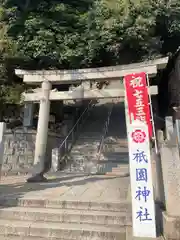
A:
[155,117,180,240]
[2,129,63,176]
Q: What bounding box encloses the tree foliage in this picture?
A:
[0,0,180,106]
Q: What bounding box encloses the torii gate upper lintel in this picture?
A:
[15,56,168,84]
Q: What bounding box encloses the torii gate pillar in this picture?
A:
[27,81,52,182]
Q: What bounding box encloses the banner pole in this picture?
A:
[146,74,158,154]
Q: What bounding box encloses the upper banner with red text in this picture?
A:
[124,72,152,137]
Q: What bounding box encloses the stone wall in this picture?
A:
[0,102,88,176]
[155,117,180,240]
[2,129,64,176]
[3,130,35,175]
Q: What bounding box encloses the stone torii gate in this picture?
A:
[15,57,168,182]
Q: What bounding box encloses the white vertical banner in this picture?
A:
[128,120,156,238]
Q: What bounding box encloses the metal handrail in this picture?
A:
[97,102,113,161]
[58,100,94,160]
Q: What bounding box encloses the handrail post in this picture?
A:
[65,139,67,151]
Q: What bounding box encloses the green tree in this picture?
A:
[2,0,180,69]
[0,23,23,118]
[0,0,180,82]
[1,0,93,69]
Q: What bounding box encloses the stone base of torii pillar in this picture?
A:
[27,81,51,183]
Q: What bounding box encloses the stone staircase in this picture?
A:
[62,102,111,174]
[61,101,129,176]
[0,197,131,240]
[0,171,132,240]
[97,102,129,176]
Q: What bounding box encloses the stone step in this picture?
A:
[71,150,97,154]
[82,121,106,126]
[80,129,104,133]
[64,157,129,174]
[103,143,128,149]
[104,141,128,145]
[102,152,129,157]
[106,166,130,176]
[105,172,129,177]
[74,140,100,145]
[100,159,129,165]
[71,151,128,157]
[0,198,130,212]
[67,153,97,158]
[0,237,69,240]
[111,167,129,172]
[101,155,129,162]
[67,155,96,160]
[103,148,128,153]
[72,146,97,151]
[71,151,97,155]
[66,158,97,164]
[70,153,97,158]
[98,158,129,163]
[62,168,95,174]
[71,149,98,154]
[79,129,103,133]
[104,146,128,151]
[77,136,101,141]
[0,207,127,226]
[104,137,127,141]
[74,138,100,142]
[96,161,129,173]
[72,146,98,151]
[64,165,129,176]
[0,219,126,240]
[104,137,127,143]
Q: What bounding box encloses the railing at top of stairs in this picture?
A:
[51,100,95,172]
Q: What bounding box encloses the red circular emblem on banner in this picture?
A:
[131,129,146,143]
